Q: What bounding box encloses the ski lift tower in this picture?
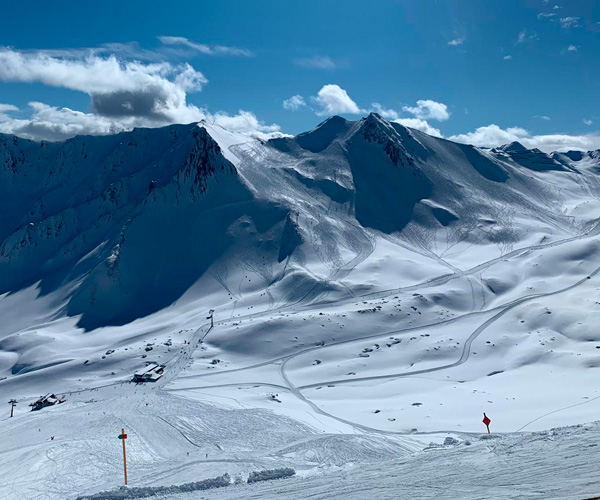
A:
[207,309,215,328]
[8,399,17,417]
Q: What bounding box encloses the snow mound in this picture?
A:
[77,474,232,499]
[247,468,295,483]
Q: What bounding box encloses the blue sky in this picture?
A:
[0,0,598,151]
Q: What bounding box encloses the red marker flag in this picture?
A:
[483,413,491,433]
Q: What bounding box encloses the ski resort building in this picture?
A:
[30,394,65,411]
[133,364,165,383]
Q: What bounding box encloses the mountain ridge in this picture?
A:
[1,114,599,331]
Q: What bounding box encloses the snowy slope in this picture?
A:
[1,115,600,499]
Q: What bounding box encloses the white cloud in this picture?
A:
[402,99,450,121]
[537,12,556,19]
[0,46,282,142]
[371,102,445,137]
[553,4,560,9]
[534,115,551,120]
[0,103,18,113]
[584,119,593,126]
[393,118,443,138]
[448,124,600,152]
[560,17,580,28]
[211,110,284,140]
[503,55,513,60]
[567,44,578,52]
[0,103,19,122]
[0,49,206,95]
[311,84,363,116]
[0,48,209,123]
[371,103,399,121]
[0,101,283,142]
[0,102,135,141]
[448,37,465,46]
[525,134,600,152]
[516,29,538,44]
[157,36,253,57]
[294,56,336,69]
[283,95,306,111]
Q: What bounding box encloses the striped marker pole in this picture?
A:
[118,428,128,485]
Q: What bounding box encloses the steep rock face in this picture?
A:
[0,124,296,329]
[0,124,213,292]
[346,113,433,233]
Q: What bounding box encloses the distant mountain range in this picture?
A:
[1,113,599,329]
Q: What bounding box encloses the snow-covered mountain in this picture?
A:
[2,114,600,499]
[2,113,599,327]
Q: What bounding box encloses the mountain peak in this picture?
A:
[499,141,528,153]
[294,115,352,153]
[358,111,400,143]
[364,112,389,126]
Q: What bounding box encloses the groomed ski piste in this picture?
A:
[1,114,600,499]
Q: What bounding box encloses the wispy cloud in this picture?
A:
[537,12,556,19]
[0,103,19,113]
[30,38,255,62]
[534,115,551,120]
[503,55,513,60]
[448,37,465,46]
[294,55,336,69]
[567,45,578,52]
[371,103,399,121]
[560,17,581,28]
[516,29,539,44]
[0,103,19,121]
[157,36,254,57]
[584,119,593,126]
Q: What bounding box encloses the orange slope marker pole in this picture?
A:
[120,428,128,485]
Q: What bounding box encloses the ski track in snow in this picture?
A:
[159,224,600,445]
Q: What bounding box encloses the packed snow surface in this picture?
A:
[1,114,600,499]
